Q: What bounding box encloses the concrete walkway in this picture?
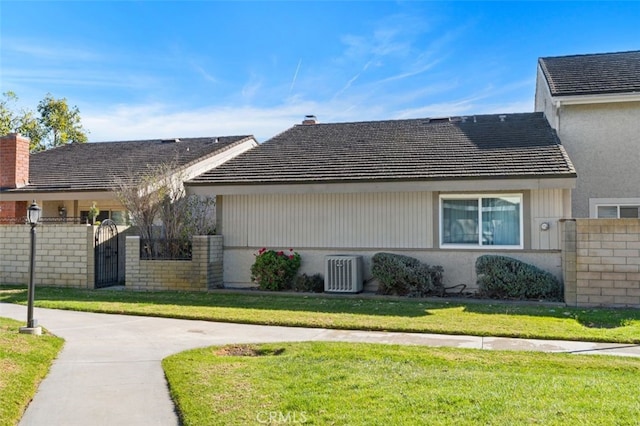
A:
[2,303,639,426]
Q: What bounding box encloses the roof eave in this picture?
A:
[551,92,640,105]
[187,173,577,187]
[186,174,577,196]
[0,188,116,202]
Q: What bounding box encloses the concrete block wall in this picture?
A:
[207,236,224,289]
[560,220,577,306]
[562,219,640,307]
[0,224,94,288]
[126,235,223,291]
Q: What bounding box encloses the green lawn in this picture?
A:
[0,317,64,426]
[164,341,640,426]
[1,285,640,343]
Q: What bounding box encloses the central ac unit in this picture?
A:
[324,255,363,293]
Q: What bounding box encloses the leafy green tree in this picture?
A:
[0,91,89,152]
[37,93,88,150]
[0,91,18,135]
[1,92,43,150]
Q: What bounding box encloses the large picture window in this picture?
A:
[440,194,523,248]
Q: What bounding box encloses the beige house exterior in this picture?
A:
[535,51,640,219]
[188,113,576,291]
[207,187,571,291]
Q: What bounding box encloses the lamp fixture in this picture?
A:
[27,201,42,226]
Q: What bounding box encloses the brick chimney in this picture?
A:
[0,133,30,220]
[302,115,318,125]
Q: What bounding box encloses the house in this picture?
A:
[535,50,640,218]
[0,133,258,224]
[186,113,576,290]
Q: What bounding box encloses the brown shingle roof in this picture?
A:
[539,50,640,96]
[188,113,575,186]
[9,136,254,192]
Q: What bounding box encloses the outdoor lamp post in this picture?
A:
[20,201,42,335]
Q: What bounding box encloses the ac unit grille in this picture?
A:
[325,255,363,293]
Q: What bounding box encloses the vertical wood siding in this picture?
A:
[530,188,565,218]
[530,188,566,250]
[223,192,433,249]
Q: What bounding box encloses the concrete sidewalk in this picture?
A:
[2,303,639,426]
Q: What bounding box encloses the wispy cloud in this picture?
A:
[3,67,160,90]
[3,38,103,62]
[192,64,217,84]
[241,73,262,100]
[340,14,422,61]
[333,60,372,99]
[330,13,458,103]
[375,60,441,85]
[289,59,302,94]
[82,101,321,143]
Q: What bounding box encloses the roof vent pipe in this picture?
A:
[302,115,318,125]
[499,115,507,122]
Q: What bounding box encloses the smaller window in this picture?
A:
[620,206,640,218]
[596,205,640,219]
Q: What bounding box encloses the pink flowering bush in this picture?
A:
[250,248,301,291]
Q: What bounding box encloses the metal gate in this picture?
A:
[95,219,119,288]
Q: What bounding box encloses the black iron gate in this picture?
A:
[95,219,119,288]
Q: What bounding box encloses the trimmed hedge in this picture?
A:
[475,255,562,301]
[371,252,444,297]
[292,273,325,293]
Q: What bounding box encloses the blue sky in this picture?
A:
[1,1,639,142]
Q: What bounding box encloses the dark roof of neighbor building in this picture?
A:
[6,136,254,192]
[188,113,576,186]
[539,50,640,96]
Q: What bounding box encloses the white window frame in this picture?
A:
[590,198,640,219]
[439,193,524,249]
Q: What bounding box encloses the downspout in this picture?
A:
[554,100,562,135]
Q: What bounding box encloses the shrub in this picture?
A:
[475,255,562,301]
[292,273,325,293]
[371,252,444,297]
[250,248,301,291]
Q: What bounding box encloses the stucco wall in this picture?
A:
[41,199,128,224]
[556,102,640,218]
[534,70,640,221]
[0,224,94,288]
[223,247,562,292]
[125,235,223,291]
[562,219,640,307]
[535,64,640,219]
[534,67,557,127]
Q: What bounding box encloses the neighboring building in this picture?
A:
[0,133,258,223]
[187,113,576,290]
[535,50,640,218]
